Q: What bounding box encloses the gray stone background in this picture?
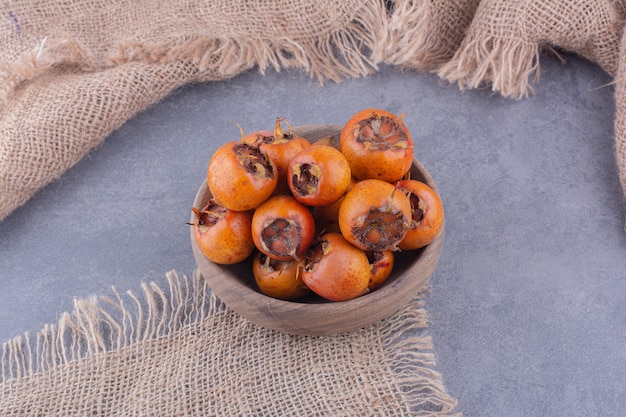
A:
[1,52,625,416]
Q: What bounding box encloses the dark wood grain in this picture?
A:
[190,124,444,335]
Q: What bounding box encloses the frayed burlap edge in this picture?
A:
[437,34,542,99]
[0,1,385,106]
[614,22,626,202]
[374,0,432,66]
[378,0,480,73]
[435,1,626,100]
[0,271,460,416]
[0,1,387,224]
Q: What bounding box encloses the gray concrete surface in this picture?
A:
[1,53,625,416]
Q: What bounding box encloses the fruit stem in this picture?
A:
[202,209,225,218]
[236,123,246,143]
[284,119,295,137]
[385,187,399,213]
[274,117,285,140]
[191,206,202,220]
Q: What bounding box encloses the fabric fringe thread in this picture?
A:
[380,0,481,73]
[1,271,211,382]
[437,35,541,100]
[0,1,388,224]
[377,306,460,415]
[614,21,626,199]
[0,2,385,107]
[374,0,432,67]
[0,271,460,416]
[436,0,626,99]
[3,0,626,224]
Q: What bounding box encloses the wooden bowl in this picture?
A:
[190,124,444,335]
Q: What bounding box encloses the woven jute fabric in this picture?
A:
[614,20,626,200]
[0,0,385,222]
[381,0,481,72]
[0,271,460,416]
[2,0,626,217]
[437,0,626,99]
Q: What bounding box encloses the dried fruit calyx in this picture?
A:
[351,208,407,251]
[234,143,275,179]
[191,202,227,232]
[291,163,322,196]
[407,192,427,226]
[356,114,410,151]
[304,238,328,271]
[261,218,303,258]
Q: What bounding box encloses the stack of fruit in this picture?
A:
[190,109,444,302]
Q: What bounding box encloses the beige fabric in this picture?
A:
[0,0,385,222]
[437,0,626,98]
[614,23,626,198]
[0,271,460,416]
[431,0,626,194]
[2,0,626,220]
[381,0,481,72]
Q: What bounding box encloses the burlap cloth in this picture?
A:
[2,0,626,224]
[1,272,459,416]
[2,0,626,415]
